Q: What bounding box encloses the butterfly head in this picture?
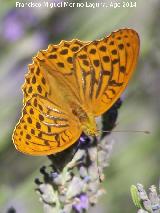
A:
[81,113,99,137]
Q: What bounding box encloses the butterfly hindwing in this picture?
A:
[13,95,81,155]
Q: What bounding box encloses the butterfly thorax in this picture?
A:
[71,104,98,136]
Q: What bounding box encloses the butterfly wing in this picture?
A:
[13,40,90,156]
[22,39,89,104]
[73,29,140,116]
[13,95,81,155]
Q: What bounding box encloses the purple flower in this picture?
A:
[78,134,91,146]
[2,9,37,42]
[73,194,89,212]
[51,172,59,179]
[3,11,24,42]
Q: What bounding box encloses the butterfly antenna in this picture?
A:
[99,130,150,134]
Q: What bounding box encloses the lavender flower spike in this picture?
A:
[35,99,121,213]
[131,183,160,213]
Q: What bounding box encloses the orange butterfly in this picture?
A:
[12,29,140,156]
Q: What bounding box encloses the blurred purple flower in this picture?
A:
[3,12,24,41]
[3,9,37,42]
[73,194,89,212]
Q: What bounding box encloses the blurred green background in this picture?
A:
[0,0,159,212]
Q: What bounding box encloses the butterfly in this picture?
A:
[12,29,140,156]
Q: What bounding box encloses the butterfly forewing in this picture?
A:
[22,39,89,105]
[74,29,140,116]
